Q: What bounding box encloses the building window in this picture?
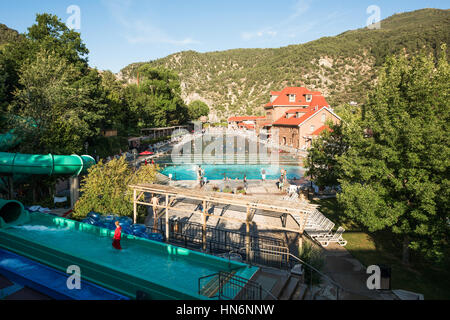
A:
[310,125,315,133]
[289,94,296,102]
[321,113,326,123]
[306,94,312,102]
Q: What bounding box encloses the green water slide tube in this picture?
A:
[0,199,30,228]
[0,152,96,176]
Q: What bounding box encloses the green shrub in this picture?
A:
[299,242,326,286]
[73,157,158,221]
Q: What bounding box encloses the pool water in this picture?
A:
[160,164,304,181]
[157,134,304,181]
[0,213,258,299]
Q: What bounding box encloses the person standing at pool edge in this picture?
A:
[112,221,122,250]
[151,195,160,232]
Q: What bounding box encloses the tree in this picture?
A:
[100,70,129,134]
[0,13,90,111]
[73,157,158,220]
[26,13,89,68]
[305,104,361,188]
[305,123,346,188]
[337,47,449,264]
[0,51,8,113]
[188,100,210,120]
[124,65,190,129]
[9,49,95,154]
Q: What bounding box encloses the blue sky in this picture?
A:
[0,0,448,73]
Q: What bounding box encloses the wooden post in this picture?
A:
[245,206,251,263]
[165,195,169,241]
[298,233,303,256]
[202,200,207,251]
[133,189,137,224]
[69,177,79,209]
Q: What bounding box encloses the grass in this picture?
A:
[312,198,450,300]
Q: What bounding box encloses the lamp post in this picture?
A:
[133,149,138,172]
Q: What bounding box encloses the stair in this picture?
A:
[199,271,236,298]
[291,283,308,300]
[269,274,290,299]
[278,276,300,300]
[199,274,221,298]
[249,268,289,299]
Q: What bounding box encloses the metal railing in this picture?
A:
[238,245,345,300]
[154,218,286,259]
[198,271,277,300]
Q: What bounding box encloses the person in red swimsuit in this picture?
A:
[112,221,122,250]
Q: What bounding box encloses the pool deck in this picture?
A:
[147,178,398,300]
[146,178,309,254]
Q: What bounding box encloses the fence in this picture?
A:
[150,218,357,300]
[152,218,289,268]
[198,271,265,300]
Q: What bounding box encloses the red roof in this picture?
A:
[264,87,329,109]
[272,106,327,126]
[228,116,265,122]
[311,125,332,135]
[239,123,255,130]
[285,108,310,114]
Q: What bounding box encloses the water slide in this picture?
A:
[0,152,96,177]
[0,117,95,223]
[0,126,96,191]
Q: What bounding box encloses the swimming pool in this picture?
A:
[0,212,259,300]
[160,163,304,181]
[157,134,304,181]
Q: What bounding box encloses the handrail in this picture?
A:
[198,254,278,301]
[237,246,345,296]
[286,252,344,291]
[225,249,278,301]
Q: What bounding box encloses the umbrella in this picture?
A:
[139,151,154,156]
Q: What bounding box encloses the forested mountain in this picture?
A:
[0,24,21,48]
[120,8,450,121]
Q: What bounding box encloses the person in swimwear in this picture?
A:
[112,221,122,250]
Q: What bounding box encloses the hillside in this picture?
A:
[120,8,450,122]
[0,23,21,49]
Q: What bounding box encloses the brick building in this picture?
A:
[231,87,341,149]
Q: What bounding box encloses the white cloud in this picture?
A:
[241,0,311,41]
[241,29,277,40]
[103,0,200,46]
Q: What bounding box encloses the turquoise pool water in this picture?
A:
[1,213,258,299]
[160,163,304,181]
[156,134,304,181]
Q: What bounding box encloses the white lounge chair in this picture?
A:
[315,227,347,247]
